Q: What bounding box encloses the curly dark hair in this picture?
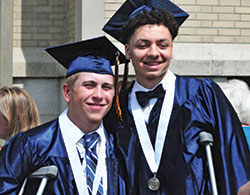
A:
[121,7,179,44]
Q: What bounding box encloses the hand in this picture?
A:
[238,181,250,195]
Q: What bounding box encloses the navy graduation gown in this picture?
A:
[0,119,126,195]
[109,75,250,195]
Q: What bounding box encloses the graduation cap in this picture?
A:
[45,36,129,120]
[45,36,128,77]
[103,0,189,44]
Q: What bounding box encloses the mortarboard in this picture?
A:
[102,0,189,44]
[45,36,128,77]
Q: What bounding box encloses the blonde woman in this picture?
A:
[0,86,40,149]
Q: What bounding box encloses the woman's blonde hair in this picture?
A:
[0,86,40,140]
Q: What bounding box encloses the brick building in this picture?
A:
[0,0,250,123]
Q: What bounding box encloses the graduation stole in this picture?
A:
[131,71,176,190]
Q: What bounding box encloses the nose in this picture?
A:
[92,87,103,100]
[147,44,159,57]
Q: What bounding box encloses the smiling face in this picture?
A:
[125,24,173,89]
[63,72,114,133]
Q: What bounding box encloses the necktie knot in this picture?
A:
[136,84,165,108]
[83,132,99,155]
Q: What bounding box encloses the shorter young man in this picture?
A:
[0,36,127,195]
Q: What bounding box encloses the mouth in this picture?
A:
[143,61,164,66]
[87,103,104,106]
[143,61,165,71]
[87,103,105,110]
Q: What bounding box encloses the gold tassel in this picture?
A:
[115,51,123,121]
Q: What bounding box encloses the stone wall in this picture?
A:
[2,0,249,123]
[12,0,72,123]
[13,0,69,47]
[105,0,250,43]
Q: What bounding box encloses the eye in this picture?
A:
[158,43,169,49]
[158,40,171,49]
[83,82,95,88]
[135,41,150,49]
[135,44,146,49]
[102,84,114,91]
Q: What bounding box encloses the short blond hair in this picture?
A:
[64,73,80,90]
[0,86,40,140]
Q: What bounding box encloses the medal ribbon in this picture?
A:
[131,71,176,173]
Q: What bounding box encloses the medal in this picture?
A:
[148,174,160,191]
[131,72,176,193]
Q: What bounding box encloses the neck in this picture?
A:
[138,80,160,89]
[137,72,166,89]
[67,112,101,134]
[80,122,100,134]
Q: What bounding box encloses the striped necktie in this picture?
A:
[83,133,103,195]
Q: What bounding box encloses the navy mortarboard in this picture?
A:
[45,36,127,77]
[45,35,129,120]
[102,0,189,44]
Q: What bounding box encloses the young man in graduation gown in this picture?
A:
[103,1,250,194]
[0,36,127,195]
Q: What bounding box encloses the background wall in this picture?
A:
[0,0,249,123]
[105,0,250,79]
[105,0,250,43]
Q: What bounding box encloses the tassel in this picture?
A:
[121,61,129,92]
[115,51,123,121]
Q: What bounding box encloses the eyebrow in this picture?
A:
[135,38,170,43]
[82,80,114,86]
[82,80,95,83]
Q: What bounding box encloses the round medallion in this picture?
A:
[148,176,160,191]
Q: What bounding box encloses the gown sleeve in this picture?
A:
[0,132,42,194]
[182,78,250,194]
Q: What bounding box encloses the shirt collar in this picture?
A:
[133,70,170,92]
[60,109,105,144]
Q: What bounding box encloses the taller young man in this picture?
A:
[0,36,127,195]
[103,1,250,194]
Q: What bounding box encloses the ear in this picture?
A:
[125,44,131,60]
[62,83,71,103]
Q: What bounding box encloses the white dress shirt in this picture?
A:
[129,73,168,123]
[59,109,107,195]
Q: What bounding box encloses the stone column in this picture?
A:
[75,0,105,40]
[0,0,13,86]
